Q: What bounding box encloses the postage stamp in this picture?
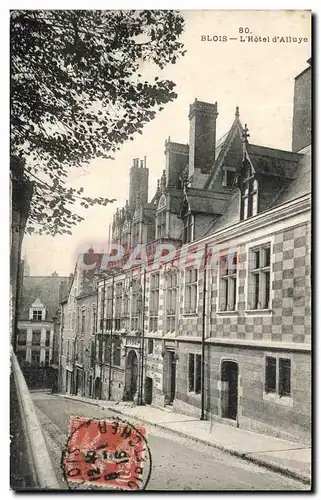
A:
[62,416,152,490]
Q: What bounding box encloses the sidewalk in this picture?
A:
[57,393,311,485]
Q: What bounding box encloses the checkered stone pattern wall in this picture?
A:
[177,267,204,337]
[209,223,311,345]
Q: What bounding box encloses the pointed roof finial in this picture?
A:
[242,123,250,144]
[235,106,240,118]
[161,169,167,192]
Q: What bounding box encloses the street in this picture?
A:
[32,391,308,491]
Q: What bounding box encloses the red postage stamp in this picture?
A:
[62,416,151,490]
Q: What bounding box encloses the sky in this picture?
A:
[22,9,311,277]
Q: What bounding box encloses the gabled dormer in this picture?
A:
[156,192,167,238]
[204,107,244,191]
[235,124,302,221]
[29,297,46,321]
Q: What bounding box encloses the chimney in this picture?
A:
[292,58,311,153]
[165,138,189,189]
[188,99,218,181]
[129,157,149,210]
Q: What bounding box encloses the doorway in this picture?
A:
[221,361,238,420]
[169,352,176,404]
[144,377,153,404]
[124,350,138,401]
[94,377,101,399]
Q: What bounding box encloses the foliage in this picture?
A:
[11,10,185,235]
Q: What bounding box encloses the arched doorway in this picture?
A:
[124,350,138,401]
[221,361,238,420]
[94,377,101,399]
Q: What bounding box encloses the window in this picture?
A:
[99,287,105,331]
[132,223,140,246]
[265,356,276,393]
[188,353,201,394]
[106,286,113,331]
[90,341,95,367]
[17,330,27,346]
[156,210,166,238]
[104,338,111,364]
[32,331,41,346]
[148,339,154,354]
[279,358,291,397]
[149,273,160,332]
[67,340,71,363]
[45,350,50,365]
[16,351,26,365]
[79,339,84,364]
[115,282,123,331]
[219,253,237,311]
[183,213,194,244]
[184,268,198,314]
[248,245,271,310]
[31,351,40,364]
[112,336,121,366]
[131,279,141,331]
[81,308,86,336]
[166,270,178,332]
[45,330,50,347]
[222,169,235,188]
[265,356,291,398]
[123,288,130,331]
[240,162,258,220]
[92,305,97,334]
[32,309,42,321]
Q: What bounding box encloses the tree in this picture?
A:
[10,10,186,235]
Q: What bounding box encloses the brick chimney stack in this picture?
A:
[188,99,218,187]
[129,157,149,210]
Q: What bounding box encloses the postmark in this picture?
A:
[61,416,152,490]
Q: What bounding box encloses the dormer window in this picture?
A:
[33,309,43,321]
[222,168,236,188]
[29,298,46,321]
[156,210,166,239]
[240,162,258,220]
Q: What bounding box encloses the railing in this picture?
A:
[10,349,60,490]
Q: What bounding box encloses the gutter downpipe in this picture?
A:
[201,243,208,421]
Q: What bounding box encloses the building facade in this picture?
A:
[17,273,69,367]
[59,249,100,396]
[91,60,311,444]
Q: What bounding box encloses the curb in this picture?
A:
[57,394,311,486]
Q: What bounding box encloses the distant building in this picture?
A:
[16,273,69,366]
[93,59,311,444]
[59,249,101,396]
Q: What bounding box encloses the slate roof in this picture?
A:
[18,275,69,321]
[203,147,311,238]
[186,189,230,215]
[247,144,301,179]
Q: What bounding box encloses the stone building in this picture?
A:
[16,273,69,366]
[59,249,101,396]
[95,59,311,444]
